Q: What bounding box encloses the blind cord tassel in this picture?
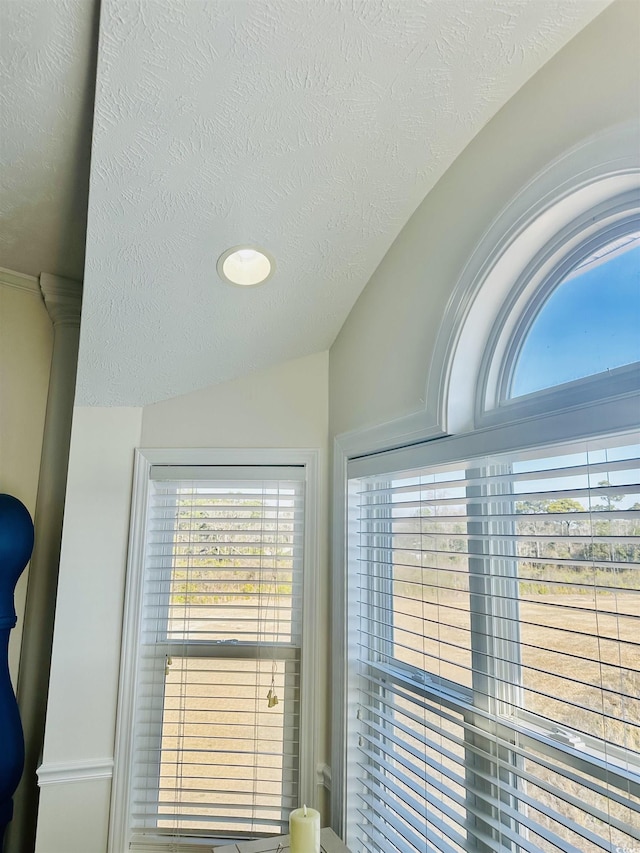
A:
[267,660,279,707]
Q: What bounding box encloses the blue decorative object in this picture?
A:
[0,494,34,844]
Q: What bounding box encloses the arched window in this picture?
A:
[427,127,640,436]
[508,229,640,398]
[340,134,640,853]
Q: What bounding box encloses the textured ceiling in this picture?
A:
[2,0,611,407]
[0,0,98,281]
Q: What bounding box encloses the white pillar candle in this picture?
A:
[289,804,320,853]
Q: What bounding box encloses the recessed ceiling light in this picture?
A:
[217,246,275,287]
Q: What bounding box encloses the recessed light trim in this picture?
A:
[217,246,275,287]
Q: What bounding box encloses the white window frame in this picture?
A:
[427,123,640,438]
[344,421,640,851]
[479,202,640,427]
[331,122,640,836]
[109,448,320,853]
[493,214,640,405]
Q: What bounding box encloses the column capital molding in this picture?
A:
[39,274,82,328]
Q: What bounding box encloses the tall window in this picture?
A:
[111,454,316,852]
[347,434,639,853]
[343,201,640,852]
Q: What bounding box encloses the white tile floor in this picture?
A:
[213,826,350,853]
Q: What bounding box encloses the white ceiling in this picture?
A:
[1,1,610,407]
[0,0,97,282]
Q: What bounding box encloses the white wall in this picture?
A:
[0,280,53,684]
[142,350,329,450]
[35,406,142,853]
[329,0,640,438]
[36,352,329,851]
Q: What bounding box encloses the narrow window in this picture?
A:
[119,463,307,849]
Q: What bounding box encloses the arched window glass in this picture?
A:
[509,230,640,398]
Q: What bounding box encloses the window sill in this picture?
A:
[214,827,351,853]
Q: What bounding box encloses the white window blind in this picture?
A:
[129,467,305,847]
[347,433,640,853]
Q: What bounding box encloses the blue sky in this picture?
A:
[511,239,640,397]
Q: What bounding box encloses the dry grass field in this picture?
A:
[152,602,296,836]
[390,589,639,852]
[392,590,639,747]
[151,587,638,848]
[158,659,292,834]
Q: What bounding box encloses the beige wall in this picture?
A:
[329,0,640,438]
[0,281,53,684]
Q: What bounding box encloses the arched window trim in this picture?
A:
[427,122,640,438]
[479,195,640,426]
[498,211,640,403]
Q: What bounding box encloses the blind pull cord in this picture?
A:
[267,485,282,709]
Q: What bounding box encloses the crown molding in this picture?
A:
[39,273,83,327]
[0,266,40,295]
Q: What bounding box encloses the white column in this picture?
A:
[6,275,81,853]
